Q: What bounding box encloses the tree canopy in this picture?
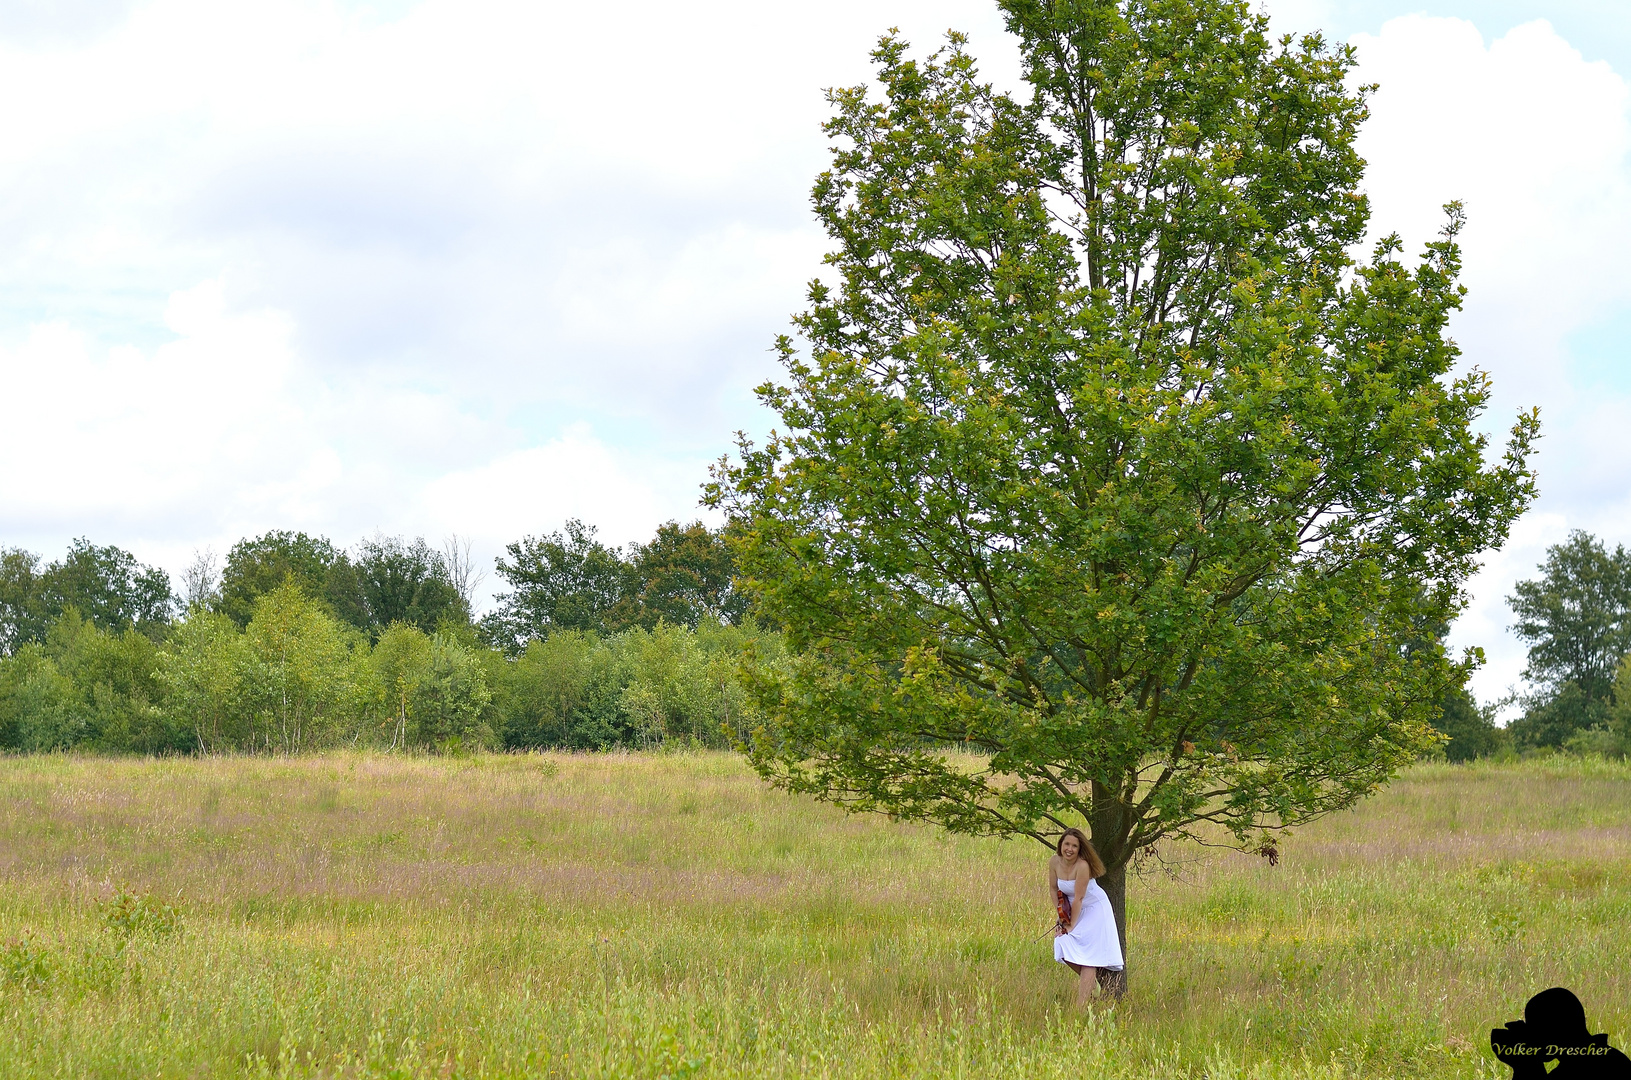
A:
[218,530,462,639]
[219,531,354,628]
[482,519,742,652]
[1507,530,1631,749]
[708,0,1537,972]
[0,539,172,651]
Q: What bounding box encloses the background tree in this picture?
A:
[160,609,247,753]
[708,1,1537,984]
[495,630,626,749]
[1434,686,1505,762]
[442,533,487,619]
[482,520,635,650]
[1507,530,1631,749]
[180,548,222,612]
[405,633,494,750]
[625,521,748,629]
[0,641,78,751]
[0,548,46,656]
[238,583,358,754]
[37,539,172,638]
[0,609,185,754]
[1598,656,1631,757]
[352,535,463,637]
[219,531,360,628]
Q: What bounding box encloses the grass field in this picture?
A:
[0,752,1625,1079]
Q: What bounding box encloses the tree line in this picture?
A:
[6,520,1629,763]
[0,521,774,754]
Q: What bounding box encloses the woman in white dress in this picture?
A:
[1049,827,1124,1004]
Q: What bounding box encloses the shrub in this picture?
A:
[0,644,81,751]
[237,584,362,753]
[160,610,248,753]
[372,623,494,750]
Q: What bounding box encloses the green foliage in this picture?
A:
[617,621,766,748]
[1608,656,1631,755]
[0,548,46,655]
[493,621,775,751]
[0,525,762,756]
[0,643,80,751]
[159,608,248,752]
[219,531,356,628]
[1548,654,1631,759]
[1562,724,1627,758]
[485,519,637,649]
[1509,531,1631,698]
[1432,687,1506,762]
[412,633,495,750]
[1508,530,1631,749]
[351,535,464,638]
[218,531,464,639]
[1509,681,1611,752]
[372,623,494,750]
[627,521,749,629]
[496,630,626,750]
[237,584,363,754]
[485,520,746,652]
[0,610,187,754]
[100,889,180,938]
[0,935,50,990]
[708,0,1537,949]
[40,539,173,638]
[0,539,172,654]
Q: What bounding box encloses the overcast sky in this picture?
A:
[0,0,1626,708]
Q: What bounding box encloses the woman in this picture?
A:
[1050,827,1124,1004]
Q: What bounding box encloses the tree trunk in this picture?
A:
[1094,860,1128,998]
[1090,779,1131,997]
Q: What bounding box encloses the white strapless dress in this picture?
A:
[1053,878,1124,970]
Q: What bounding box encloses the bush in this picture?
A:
[0,644,81,751]
[1563,726,1627,758]
[494,621,779,751]
[372,623,494,750]
[1433,687,1507,762]
[0,611,188,754]
[4,583,774,756]
[1509,681,1609,751]
[160,610,248,753]
[495,630,626,750]
[237,584,363,753]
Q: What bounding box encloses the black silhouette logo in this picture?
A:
[1491,987,1630,1078]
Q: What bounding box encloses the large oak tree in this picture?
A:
[707,0,1537,986]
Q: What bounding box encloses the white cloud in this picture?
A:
[419,428,714,554]
[1351,16,1631,706]
[0,279,690,592]
[3,1,1631,704]
[1,282,304,526]
[0,0,1018,586]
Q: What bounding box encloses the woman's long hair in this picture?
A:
[1056,828,1106,878]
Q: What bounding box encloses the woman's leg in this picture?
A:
[1076,965,1098,1005]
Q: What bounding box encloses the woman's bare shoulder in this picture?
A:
[1054,856,1088,879]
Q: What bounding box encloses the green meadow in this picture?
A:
[0,752,1624,1079]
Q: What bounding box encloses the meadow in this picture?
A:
[0,752,1624,1079]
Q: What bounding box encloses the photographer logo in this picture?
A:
[1491,988,1629,1079]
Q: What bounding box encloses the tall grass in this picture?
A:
[0,753,1624,1078]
